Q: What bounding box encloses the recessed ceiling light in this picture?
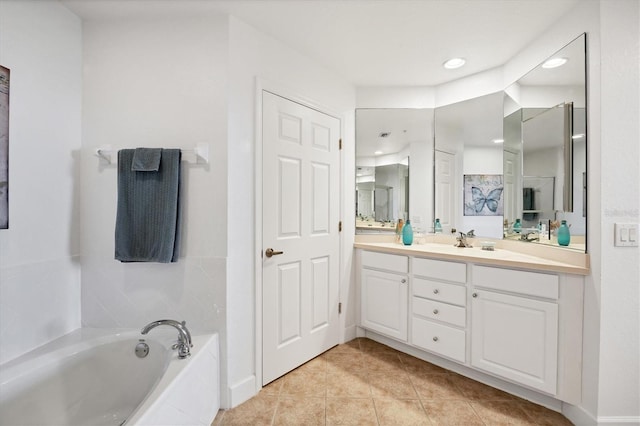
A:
[374,150,383,155]
[542,57,568,69]
[443,57,466,69]
[492,139,504,144]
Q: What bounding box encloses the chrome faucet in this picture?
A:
[141,319,193,358]
[454,232,473,248]
[520,231,540,242]
[465,229,475,238]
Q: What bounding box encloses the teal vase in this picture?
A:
[513,219,522,233]
[434,218,442,234]
[402,220,413,246]
[557,220,571,246]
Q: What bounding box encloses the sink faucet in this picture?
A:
[141,319,193,358]
[454,232,473,248]
[465,229,475,238]
[520,231,540,242]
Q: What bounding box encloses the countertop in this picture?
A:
[354,236,590,276]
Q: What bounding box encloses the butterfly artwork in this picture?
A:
[464,175,504,216]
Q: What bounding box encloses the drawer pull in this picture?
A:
[472,293,478,298]
[433,289,439,295]
[433,309,439,315]
[433,336,439,342]
[401,278,407,284]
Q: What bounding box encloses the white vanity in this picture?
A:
[354,236,589,405]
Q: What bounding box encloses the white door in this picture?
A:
[503,150,520,224]
[435,150,456,232]
[262,91,341,385]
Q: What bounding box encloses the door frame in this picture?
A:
[254,78,344,393]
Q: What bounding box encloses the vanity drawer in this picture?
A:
[362,251,408,274]
[413,278,466,306]
[412,317,466,363]
[472,265,559,300]
[412,257,466,283]
[413,297,466,328]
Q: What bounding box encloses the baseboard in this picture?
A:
[342,324,357,343]
[597,416,640,425]
[563,403,597,425]
[228,375,256,409]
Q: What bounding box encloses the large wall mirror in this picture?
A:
[503,34,587,252]
[355,109,434,234]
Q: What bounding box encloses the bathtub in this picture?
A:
[0,328,219,426]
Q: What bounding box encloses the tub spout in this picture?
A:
[141,319,192,358]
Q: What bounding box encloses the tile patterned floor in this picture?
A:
[212,337,573,425]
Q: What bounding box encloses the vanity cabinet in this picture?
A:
[411,258,467,363]
[470,265,559,394]
[360,251,409,341]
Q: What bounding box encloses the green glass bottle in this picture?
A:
[557,220,571,246]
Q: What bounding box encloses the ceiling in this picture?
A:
[62,0,580,87]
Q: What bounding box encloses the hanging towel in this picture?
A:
[131,147,162,171]
[115,148,181,263]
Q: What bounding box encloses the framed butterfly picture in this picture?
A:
[464,174,504,216]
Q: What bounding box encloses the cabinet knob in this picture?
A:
[433,309,439,315]
[433,289,439,294]
[433,336,439,342]
[401,278,407,284]
[472,293,478,298]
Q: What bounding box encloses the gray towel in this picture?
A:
[115,148,181,263]
[132,147,162,171]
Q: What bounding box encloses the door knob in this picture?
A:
[265,248,284,258]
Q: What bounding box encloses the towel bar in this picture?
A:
[95,144,209,165]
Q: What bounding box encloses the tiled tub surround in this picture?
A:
[0,328,219,426]
[213,337,572,425]
[354,237,586,411]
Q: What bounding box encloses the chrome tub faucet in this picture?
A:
[141,319,193,358]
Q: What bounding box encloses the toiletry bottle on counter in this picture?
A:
[513,218,522,233]
[402,220,413,246]
[396,219,404,243]
[434,218,442,234]
[557,220,571,246]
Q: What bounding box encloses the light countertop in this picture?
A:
[354,236,590,276]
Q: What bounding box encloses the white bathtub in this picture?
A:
[0,328,219,426]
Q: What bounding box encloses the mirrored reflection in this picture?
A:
[355,108,434,234]
[434,92,505,239]
[503,34,587,252]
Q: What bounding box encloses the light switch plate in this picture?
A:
[614,223,639,247]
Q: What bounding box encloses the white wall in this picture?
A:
[227,16,356,407]
[0,1,82,364]
[80,12,229,391]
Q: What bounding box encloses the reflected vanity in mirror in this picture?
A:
[503,34,587,252]
[355,108,434,234]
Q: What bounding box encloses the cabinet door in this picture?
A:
[471,290,558,394]
[361,268,408,341]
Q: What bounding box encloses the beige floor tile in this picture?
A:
[359,338,397,353]
[422,400,484,426]
[363,351,407,375]
[219,394,278,426]
[369,372,419,399]
[327,338,361,353]
[295,355,328,375]
[325,351,367,374]
[326,397,378,425]
[327,370,372,398]
[410,373,466,401]
[261,376,285,397]
[210,409,225,426]
[470,400,536,425]
[450,373,515,401]
[280,370,327,398]
[517,399,574,425]
[398,353,449,375]
[374,398,431,425]
[273,397,325,426]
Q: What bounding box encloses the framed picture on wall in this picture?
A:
[464,174,503,216]
[0,65,8,229]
